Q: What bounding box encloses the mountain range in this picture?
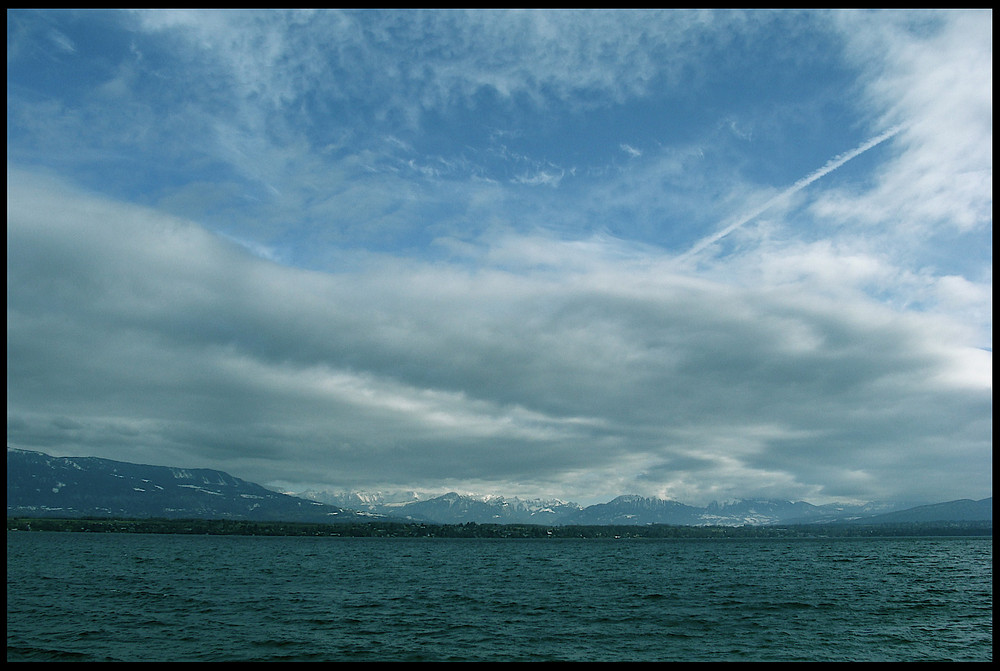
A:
[7,448,992,527]
[294,488,991,527]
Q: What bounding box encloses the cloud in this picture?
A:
[678,10,992,351]
[680,124,905,261]
[47,29,76,54]
[135,10,708,117]
[818,11,992,236]
[7,169,991,505]
[6,11,991,508]
[512,169,565,188]
[620,144,642,158]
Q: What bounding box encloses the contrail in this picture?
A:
[679,124,905,261]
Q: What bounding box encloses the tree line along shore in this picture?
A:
[6,516,991,539]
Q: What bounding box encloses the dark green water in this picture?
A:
[6,532,992,662]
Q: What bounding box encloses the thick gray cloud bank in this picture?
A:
[7,170,990,505]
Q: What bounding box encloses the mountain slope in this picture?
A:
[6,448,376,523]
[390,492,582,525]
[566,495,704,526]
[850,498,992,524]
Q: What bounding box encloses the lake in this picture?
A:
[6,532,992,662]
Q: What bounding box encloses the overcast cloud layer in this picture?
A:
[7,10,991,506]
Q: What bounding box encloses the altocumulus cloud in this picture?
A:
[7,168,990,506]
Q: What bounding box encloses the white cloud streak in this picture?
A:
[681,124,906,261]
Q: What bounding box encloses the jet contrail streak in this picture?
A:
[680,124,905,261]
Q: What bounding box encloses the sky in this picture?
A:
[6,9,992,507]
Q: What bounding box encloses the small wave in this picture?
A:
[6,645,107,662]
